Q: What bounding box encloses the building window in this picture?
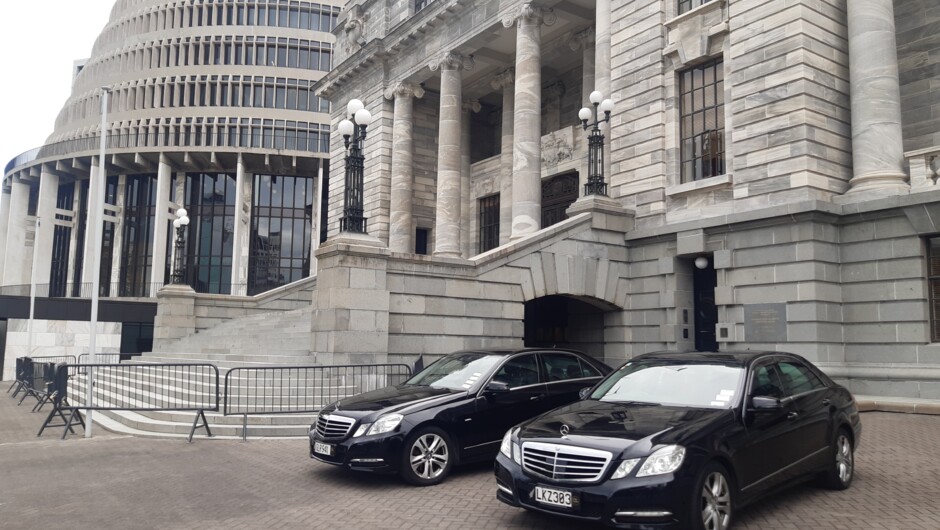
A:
[415,0,434,13]
[119,175,157,297]
[248,174,315,295]
[415,228,429,255]
[678,0,714,15]
[929,238,940,342]
[479,195,499,253]
[679,58,725,182]
[184,173,236,294]
[49,183,75,297]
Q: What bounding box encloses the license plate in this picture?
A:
[314,442,333,456]
[534,486,573,508]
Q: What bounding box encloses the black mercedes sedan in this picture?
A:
[494,351,861,529]
[309,348,611,486]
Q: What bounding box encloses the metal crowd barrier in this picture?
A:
[8,356,77,401]
[223,364,413,440]
[38,363,220,443]
[77,353,122,365]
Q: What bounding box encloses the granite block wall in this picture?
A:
[895,0,940,151]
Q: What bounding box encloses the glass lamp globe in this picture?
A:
[354,108,372,126]
[347,99,364,116]
[589,90,603,105]
[578,107,592,121]
[600,99,615,113]
[176,208,187,218]
[338,119,355,136]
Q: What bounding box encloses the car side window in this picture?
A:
[579,359,601,378]
[540,353,590,382]
[493,355,540,389]
[777,360,826,396]
[750,364,786,399]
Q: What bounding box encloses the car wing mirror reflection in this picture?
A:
[485,380,511,394]
[578,387,592,400]
[749,395,783,411]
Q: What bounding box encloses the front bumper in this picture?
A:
[494,452,695,529]
[309,429,406,474]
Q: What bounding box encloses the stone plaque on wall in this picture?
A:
[744,303,787,342]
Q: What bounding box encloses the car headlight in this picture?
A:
[610,458,641,479]
[637,445,686,477]
[366,414,403,436]
[352,424,371,437]
[500,429,513,458]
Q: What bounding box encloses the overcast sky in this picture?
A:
[0,1,115,168]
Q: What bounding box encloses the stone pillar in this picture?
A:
[81,159,104,285]
[108,174,127,291]
[491,69,515,245]
[232,154,252,295]
[503,3,555,240]
[152,283,197,349]
[150,155,173,289]
[429,52,474,257]
[34,170,59,287]
[384,82,424,254]
[595,0,612,184]
[845,0,908,193]
[0,189,11,282]
[4,179,32,285]
[461,98,480,257]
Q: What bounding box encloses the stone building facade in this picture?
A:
[310,0,940,398]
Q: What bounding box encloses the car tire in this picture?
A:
[400,426,454,486]
[820,428,854,490]
[691,461,734,530]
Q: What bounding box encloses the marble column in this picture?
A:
[568,28,596,192]
[384,82,424,254]
[595,0,612,185]
[845,0,908,193]
[108,174,127,291]
[491,68,515,245]
[0,188,11,282]
[150,155,173,289]
[34,169,59,288]
[503,3,555,240]
[81,159,104,285]
[232,154,252,295]
[430,52,473,258]
[5,179,32,285]
[461,98,480,257]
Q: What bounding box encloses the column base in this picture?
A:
[837,170,910,203]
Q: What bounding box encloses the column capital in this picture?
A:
[502,3,556,28]
[565,27,595,51]
[429,51,475,72]
[384,81,425,101]
[490,68,515,91]
[462,99,481,113]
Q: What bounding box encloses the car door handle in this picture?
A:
[822,398,831,406]
[787,411,799,420]
[530,396,542,401]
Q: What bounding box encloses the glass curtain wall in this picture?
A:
[184,172,236,294]
[119,175,157,297]
[248,174,314,295]
[49,183,75,297]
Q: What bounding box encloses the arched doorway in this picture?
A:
[524,295,616,361]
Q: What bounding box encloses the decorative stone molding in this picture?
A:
[565,27,595,51]
[428,51,474,72]
[490,68,515,91]
[383,81,425,101]
[540,130,573,169]
[343,4,368,52]
[462,99,481,113]
[502,2,556,28]
[662,0,728,68]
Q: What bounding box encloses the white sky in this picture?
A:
[0,1,115,168]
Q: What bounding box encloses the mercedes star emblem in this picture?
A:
[560,424,570,437]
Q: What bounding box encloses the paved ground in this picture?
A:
[1,393,939,529]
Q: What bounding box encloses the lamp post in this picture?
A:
[338,99,372,234]
[171,208,190,284]
[578,90,615,196]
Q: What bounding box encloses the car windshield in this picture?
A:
[404,353,503,391]
[590,360,744,409]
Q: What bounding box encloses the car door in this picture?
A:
[538,352,604,410]
[735,360,796,498]
[777,358,832,477]
[459,353,546,461]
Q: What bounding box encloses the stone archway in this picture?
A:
[524,294,619,360]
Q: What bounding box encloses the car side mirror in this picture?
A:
[749,395,783,411]
[485,380,511,394]
[578,387,592,400]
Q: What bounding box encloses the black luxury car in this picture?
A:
[494,351,862,530]
[309,348,612,485]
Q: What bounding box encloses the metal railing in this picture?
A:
[223,364,412,440]
[77,353,122,365]
[38,363,220,442]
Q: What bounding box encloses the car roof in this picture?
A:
[630,350,804,367]
[450,347,592,357]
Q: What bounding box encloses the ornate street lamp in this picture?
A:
[578,90,615,196]
[338,99,372,234]
[172,207,190,284]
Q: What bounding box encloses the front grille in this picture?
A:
[315,414,355,440]
[522,441,612,482]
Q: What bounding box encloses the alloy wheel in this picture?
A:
[835,433,854,485]
[409,433,449,480]
[701,471,732,530]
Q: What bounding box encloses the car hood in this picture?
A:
[517,400,732,456]
[322,385,467,419]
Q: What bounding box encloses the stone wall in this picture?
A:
[895,0,940,152]
[1,319,121,380]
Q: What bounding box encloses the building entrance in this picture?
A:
[524,295,612,361]
[693,256,718,352]
[541,172,579,229]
